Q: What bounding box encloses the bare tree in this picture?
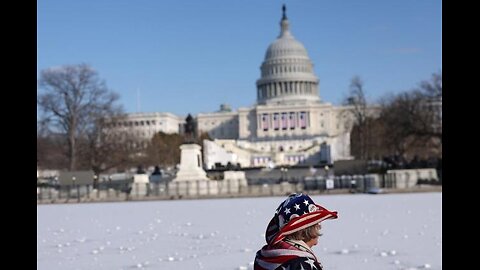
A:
[378,92,420,157]
[378,71,442,160]
[37,132,70,170]
[77,115,145,175]
[343,76,370,159]
[349,116,388,160]
[37,64,123,171]
[420,71,442,99]
[416,71,442,141]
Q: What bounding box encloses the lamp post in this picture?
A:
[72,176,76,193]
[324,165,329,179]
[93,174,98,189]
[72,176,79,201]
[280,167,289,182]
[324,165,334,191]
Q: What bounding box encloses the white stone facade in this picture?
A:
[196,109,239,139]
[115,6,368,168]
[203,139,238,170]
[198,7,356,168]
[110,112,185,140]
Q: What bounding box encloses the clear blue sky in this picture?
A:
[37,0,442,117]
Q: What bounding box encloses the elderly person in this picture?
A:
[254,193,338,270]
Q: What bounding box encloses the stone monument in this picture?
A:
[131,165,149,196]
[173,143,209,181]
[169,114,219,196]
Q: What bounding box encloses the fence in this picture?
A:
[37,174,393,204]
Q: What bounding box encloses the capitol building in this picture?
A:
[119,6,358,169]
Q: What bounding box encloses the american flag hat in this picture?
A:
[265,193,338,246]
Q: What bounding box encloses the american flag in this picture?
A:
[281,113,288,130]
[273,113,280,130]
[299,112,306,129]
[289,112,295,129]
[254,193,337,270]
[262,114,269,130]
[254,243,324,270]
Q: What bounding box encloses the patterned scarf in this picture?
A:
[254,240,323,270]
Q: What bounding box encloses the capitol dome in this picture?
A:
[264,28,308,61]
[256,5,320,105]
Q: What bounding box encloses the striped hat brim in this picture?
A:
[269,204,338,246]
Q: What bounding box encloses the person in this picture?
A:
[136,165,146,174]
[254,193,338,270]
[152,166,162,176]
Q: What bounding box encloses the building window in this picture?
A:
[281,113,287,130]
[273,113,279,130]
[289,112,296,129]
[261,113,269,131]
[299,112,307,129]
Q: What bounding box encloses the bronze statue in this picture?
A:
[184,113,195,143]
[282,4,287,20]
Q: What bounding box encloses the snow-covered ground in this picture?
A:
[37,192,442,270]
